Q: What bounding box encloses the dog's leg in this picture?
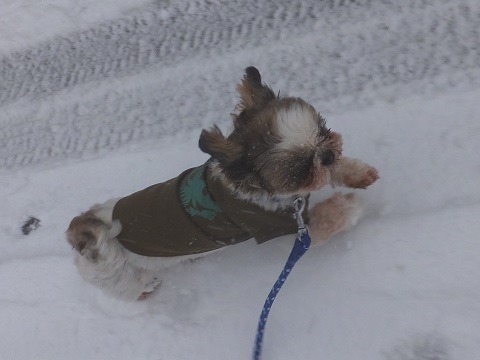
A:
[75,248,163,301]
[330,157,379,189]
[308,192,363,245]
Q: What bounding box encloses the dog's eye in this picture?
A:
[321,150,335,166]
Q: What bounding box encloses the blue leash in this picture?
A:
[253,196,311,360]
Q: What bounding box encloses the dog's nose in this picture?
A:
[321,150,335,166]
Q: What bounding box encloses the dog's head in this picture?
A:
[199,66,342,198]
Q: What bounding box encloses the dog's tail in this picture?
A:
[66,210,111,257]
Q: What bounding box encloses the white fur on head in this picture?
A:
[274,103,319,150]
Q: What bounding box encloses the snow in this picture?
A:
[1,1,480,359]
[0,0,151,52]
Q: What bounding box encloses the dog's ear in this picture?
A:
[199,125,243,164]
[236,66,276,110]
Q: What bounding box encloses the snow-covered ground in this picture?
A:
[1,1,480,359]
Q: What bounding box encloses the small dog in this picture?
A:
[67,67,378,301]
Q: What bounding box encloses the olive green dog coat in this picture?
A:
[112,163,306,257]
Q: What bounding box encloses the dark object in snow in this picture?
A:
[385,333,451,360]
[21,217,41,235]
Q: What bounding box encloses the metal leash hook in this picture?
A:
[253,195,311,360]
[293,196,307,235]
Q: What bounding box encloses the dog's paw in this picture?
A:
[138,291,154,301]
[138,277,162,301]
[344,164,379,189]
[309,192,363,244]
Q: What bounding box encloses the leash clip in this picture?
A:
[293,196,308,235]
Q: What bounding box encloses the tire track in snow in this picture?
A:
[2,0,478,108]
[0,0,320,106]
[1,0,480,169]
